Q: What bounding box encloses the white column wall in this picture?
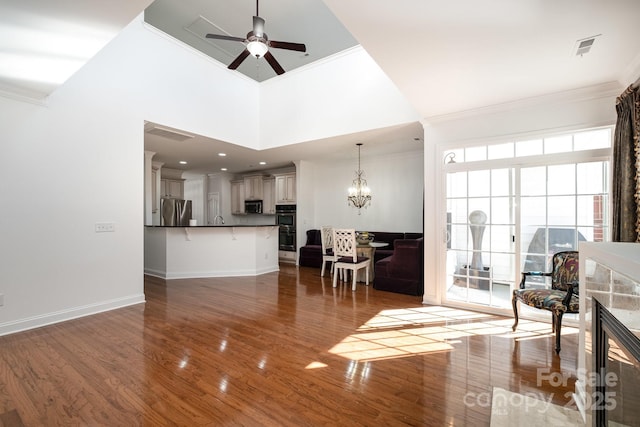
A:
[295,160,316,257]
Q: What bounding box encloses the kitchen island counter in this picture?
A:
[144,225,279,279]
[145,224,276,228]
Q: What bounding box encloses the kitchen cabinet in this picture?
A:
[275,173,296,204]
[230,179,245,215]
[161,179,184,199]
[262,177,276,214]
[243,175,263,200]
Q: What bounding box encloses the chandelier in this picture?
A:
[347,143,371,213]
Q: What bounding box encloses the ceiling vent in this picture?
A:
[145,125,194,142]
[574,35,600,57]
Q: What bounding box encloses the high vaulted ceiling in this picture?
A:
[0,0,153,100]
[323,0,640,118]
[144,0,359,82]
[3,1,640,173]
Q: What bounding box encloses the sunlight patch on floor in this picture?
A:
[328,306,578,362]
[305,361,328,369]
[490,387,583,427]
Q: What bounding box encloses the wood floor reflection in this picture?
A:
[0,264,579,426]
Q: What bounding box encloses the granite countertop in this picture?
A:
[145,224,277,228]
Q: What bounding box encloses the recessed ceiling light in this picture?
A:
[221,167,227,171]
[259,161,266,165]
[218,153,226,157]
[179,160,187,164]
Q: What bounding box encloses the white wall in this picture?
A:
[0,16,258,334]
[0,14,257,334]
[259,47,421,148]
[298,150,424,240]
[0,14,421,334]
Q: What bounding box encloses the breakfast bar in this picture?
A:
[144,225,279,279]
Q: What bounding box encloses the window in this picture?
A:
[442,127,612,164]
[444,126,611,310]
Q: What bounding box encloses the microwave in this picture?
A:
[245,200,263,214]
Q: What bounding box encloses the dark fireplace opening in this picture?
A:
[593,298,640,426]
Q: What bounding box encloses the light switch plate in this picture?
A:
[95,222,115,232]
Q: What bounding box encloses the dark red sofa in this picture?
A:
[373,238,424,296]
[298,229,423,268]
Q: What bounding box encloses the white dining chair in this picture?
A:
[320,226,338,277]
[332,228,370,291]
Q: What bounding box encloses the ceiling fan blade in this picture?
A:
[228,49,251,70]
[269,40,306,52]
[206,34,246,43]
[263,51,285,75]
[253,16,265,37]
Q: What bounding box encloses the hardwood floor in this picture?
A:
[0,264,579,426]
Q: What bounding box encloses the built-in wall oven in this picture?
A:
[276,205,296,251]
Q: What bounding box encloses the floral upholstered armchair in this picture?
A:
[512,251,579,354]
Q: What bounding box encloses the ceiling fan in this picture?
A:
[205,0,307,75]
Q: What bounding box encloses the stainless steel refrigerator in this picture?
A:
[161,198,192,226]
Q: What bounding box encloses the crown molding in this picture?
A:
[423,81,623,125]
[620,51,640,87]
[0,87,49,106]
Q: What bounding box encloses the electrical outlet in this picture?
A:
[95,222,115,233]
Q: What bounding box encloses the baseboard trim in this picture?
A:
[0,294,146,337]
[144,266,280,280]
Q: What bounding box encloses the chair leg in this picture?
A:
[365,265,369,286]
[332,267,338,288]
[351,268,357,291]
[321,260,326,277]
[554,312,563,354]
[511,292,519,332]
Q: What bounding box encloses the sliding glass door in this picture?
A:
[443,127,611,311]
[520,161,609,282]
[446,168,515,308]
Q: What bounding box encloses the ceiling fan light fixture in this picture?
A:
[205,0,305,75]
[247,40,268,58]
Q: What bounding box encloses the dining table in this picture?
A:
[355,241,389,282]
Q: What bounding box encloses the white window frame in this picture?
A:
[438,126,613,320]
